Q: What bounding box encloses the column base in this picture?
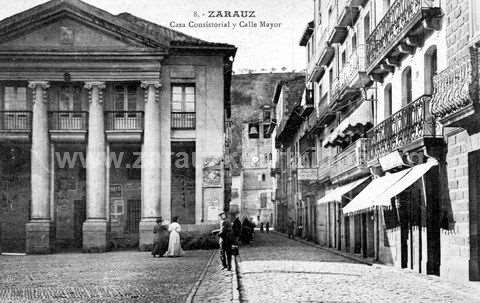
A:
[82,219,109,253]
[139,219,158,251]
[470,258,480,281]
[26,220,54,254]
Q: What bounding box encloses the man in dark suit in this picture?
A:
[218,212,234,271]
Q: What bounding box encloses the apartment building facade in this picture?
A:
[273,0,480,282]
[0,0,236,254]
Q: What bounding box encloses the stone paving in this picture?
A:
[0,250,211,303]
[192,250,238,303]
[236,232,480,303]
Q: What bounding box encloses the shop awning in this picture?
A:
[342,169,410,215]
[317,176,370,205]
[323,101,373,147]
[342,158,439,215]
[376,158,439,205]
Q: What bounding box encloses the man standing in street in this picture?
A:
[287,218,295,239]
[218,212,234,271]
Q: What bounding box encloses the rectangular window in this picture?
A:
[4,86,27,110]
[113,85,137,117]
[263,124,271,139]
[260,192,268,208]
[171,84,195,112]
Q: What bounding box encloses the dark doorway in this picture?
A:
[73,200,86,248]
[126,199,141,234]
[469,150,480,280]
[362,213,367,257]
[171,142,196,224]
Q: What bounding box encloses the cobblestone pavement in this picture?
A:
[0,250,212,303]
[192,250,238,303]
[237,232,480,303]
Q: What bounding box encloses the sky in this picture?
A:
[0,0,313,73]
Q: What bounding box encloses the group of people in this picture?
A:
[259,222,270,233]
[239,217,255,244]
[152,216,185,258]
[150,213,270,272]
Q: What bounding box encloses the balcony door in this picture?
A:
[57,85,83,129]
[113,85,138,129]
[2,85,29,130]
[171,84,195,129]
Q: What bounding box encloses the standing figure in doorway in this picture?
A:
[164,216,185,257]
[260,222,264,233]
[266,222,270,233]
[152,217,168,257]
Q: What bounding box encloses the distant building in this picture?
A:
[240,106,273,225]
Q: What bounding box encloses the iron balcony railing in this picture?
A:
[331,45,367,102]
[0,111,32,130]
[171,112,196,129]
[105,111,144,130]
[317,156,331,182]
[367,94,439,162]
[330,138,369,180]
[366,0,441,71]
[49,111,88,130]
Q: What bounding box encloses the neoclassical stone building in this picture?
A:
[0,0,235,253]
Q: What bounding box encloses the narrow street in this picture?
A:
[231,232,480,303]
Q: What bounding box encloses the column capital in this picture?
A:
[28,81,50,90]
[140,80,162,89]
[84,81,106,90]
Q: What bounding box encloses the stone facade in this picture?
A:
[0,0,235,253]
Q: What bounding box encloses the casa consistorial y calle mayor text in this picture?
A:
[169,20,282,30]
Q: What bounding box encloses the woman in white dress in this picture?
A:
[164,216,185,257]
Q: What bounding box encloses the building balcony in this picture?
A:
[328,0,363,45]
[367,94,443,164]
[49,111,88,143]
[317,157,331,183]
[330,45,370,110]
[105,111,144,143]
[171,112,196,130]
[0,111,32,142]
[308,29,335,82]
[366,0,442,80]
[330,138,369,184]
[431,47,479,129]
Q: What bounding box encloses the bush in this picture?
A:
[179,231,219,250]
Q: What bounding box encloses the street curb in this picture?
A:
[234,254,246,303]
[185,249,217,303]
[272,231,373,266]
[232,255,241,303]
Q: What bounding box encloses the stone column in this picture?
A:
[26,81,53,254]
[139,80,162,251]
[83,81,108,252]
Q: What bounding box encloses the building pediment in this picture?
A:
[0,16,159,52]
[0,0,168,52]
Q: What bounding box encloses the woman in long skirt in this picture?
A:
[152,217,168,257]
[164,216,185,257]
